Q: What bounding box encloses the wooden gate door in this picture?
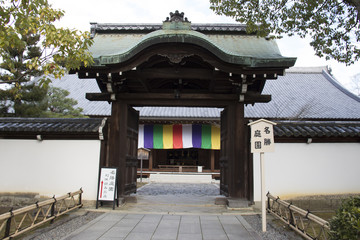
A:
[220,108,229,196]
[220,103,253,201]
[125,107,139,195]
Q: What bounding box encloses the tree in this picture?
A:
[210,0,360,65]
[44,86,84,118]
[0,83,85,118]
[0,82,48,117]
[0,0,93,116]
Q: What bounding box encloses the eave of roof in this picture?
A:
[1,118,359,141]
[274,121,360,139]
[90,23,248,36]
[89,21,296,68]
[0,118,107,140]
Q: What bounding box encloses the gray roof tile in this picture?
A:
[90,23,247,35]
[51,67,360,120]
[245,70,360,119]
[1,118,358,139]
[274,121,360,138]
[0,118,104,134]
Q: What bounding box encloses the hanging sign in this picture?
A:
[248,119,276,153]
[96,167,118,209]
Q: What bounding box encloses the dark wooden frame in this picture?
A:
[79,41,293,201]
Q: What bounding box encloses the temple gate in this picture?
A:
[74,11,296,204]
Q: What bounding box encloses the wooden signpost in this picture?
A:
[137,148,150,183]
[96,167,118,209]
[248,119,277,232]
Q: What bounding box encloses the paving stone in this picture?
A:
[123,214,144,219]
[67,230,104,240]
[141,214,162,223]
[162,215,181,220]
[98,237,125,240]
[102,226,133,238]
[99,237,125,240]
[124,232,153,240]
[203,233,229,240]
[101,213,126,221]
[180,215,200,223]
[177,233,203,240]
[179,222,201,234]
[200,215,219,221]
[115,218,141,227]
[152,231,177,240]
[132,222,158,233]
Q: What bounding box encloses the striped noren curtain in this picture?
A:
[138,124,220,150]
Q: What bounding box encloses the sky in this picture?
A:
[49,0,360,93]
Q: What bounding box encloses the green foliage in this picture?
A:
[44,86,85,118]
[0,0,92,117]
[0,82,47,117]
[0,83,85,118]
[329,196,360,240]
[0,0,93,85]
[210,0,360,65]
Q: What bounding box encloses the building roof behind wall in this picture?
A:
[1,117,358,141]
[0,118,107,140]
[51,66,360,120]
[245,67,360,119]
[274,121,360,142]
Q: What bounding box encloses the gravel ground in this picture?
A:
[137,183,219,196]
[21,210,104,240]
[243,214,304,240]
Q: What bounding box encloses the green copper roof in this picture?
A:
[90,29,295,68]
[89,11,295,68]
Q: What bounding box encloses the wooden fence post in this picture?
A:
[5,208,13,238]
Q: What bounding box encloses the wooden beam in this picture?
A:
[123,68,218,80]
[86,92,271,105]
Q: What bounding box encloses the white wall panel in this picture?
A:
[0,139,100,200]
[253,143,360,201]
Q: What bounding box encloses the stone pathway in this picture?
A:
[62,183,262,239]
[62,213,262,240]
[122,183,230,214]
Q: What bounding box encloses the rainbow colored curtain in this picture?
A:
[138,124,220,150]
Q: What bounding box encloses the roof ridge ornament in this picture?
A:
[165,10,190,23]
[163,10,191,30]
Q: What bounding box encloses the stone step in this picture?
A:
[149,173,213,183]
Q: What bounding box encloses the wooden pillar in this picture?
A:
[227,102,249,200]
[108,101,127,197]
[99,139,108,167]
[152,150,157,169]
[248,140,254,203]
[149,151,153,171]
[211,150,215,172]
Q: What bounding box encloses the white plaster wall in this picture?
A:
[0,139,100,200]
[253,143,360,201]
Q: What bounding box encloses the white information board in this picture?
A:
[98,168,117,201]
[249,119,276,153]
[248,119,277,232]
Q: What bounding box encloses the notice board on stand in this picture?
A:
[96,167,118,209]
